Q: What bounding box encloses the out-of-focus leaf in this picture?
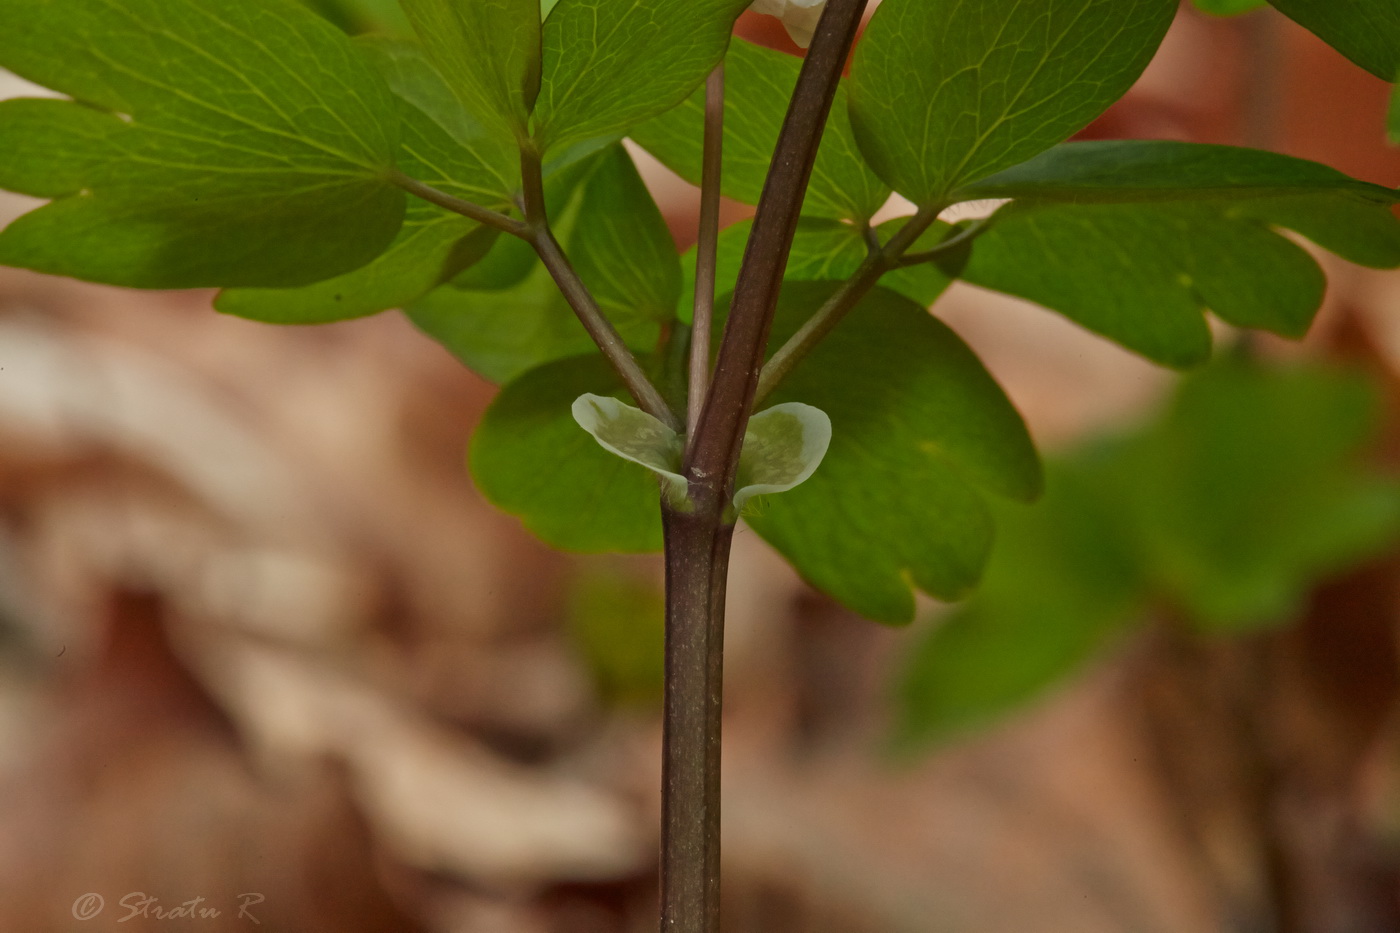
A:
[568,566,665,707]
[629,38,890,222]
[0,0,404,289]
[1266,0,1400,80]
[1121,356,1400,631]
[533,0,749,154]
[894,457,1146,751]
[848,0,1175,205]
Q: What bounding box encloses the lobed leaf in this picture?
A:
[0,0,405,289]
[533,0,749,154]
[629,38,890,222]
[848,0,1176,206]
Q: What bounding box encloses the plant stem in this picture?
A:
[659,500,734,933]
[658,3,869,932]
[389,170,528,237]
[755,204,941,404]
[688,62,726,443]
[517,148,681,430]
[685,0,869,492]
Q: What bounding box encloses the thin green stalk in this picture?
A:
[517,148,680,431]
[688,62,726,443]
[389,170,528,237]
[755,204,942,404]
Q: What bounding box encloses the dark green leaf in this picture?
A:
[960,201,1331,367]
[216,38,519,324]
[1266,0,1400,80]
[1191,0,1267,15]
[1121,356,1400,631]
[533,0,749,154]
[749,284,1042,623]
[848,0,1176,205]
[471,356,663,551]
[894,458,1145,750]
[629,38,890,222]
[0,0,404,289]
[572,147,682,325]
[399,0,540,141]
[959,141,1399,205]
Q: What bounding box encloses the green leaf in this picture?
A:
[472,357,663,552]
[894,457,1146,751]
[216,37,519,324]
[1191,0,1267,15]
[749,284,1042,623]
[1120,356,1400,631]
[848,0,1176,206]
[533,0,749,154]
[399,0,540,142]
[572,394,688,501]
[733,403,832,511]
[572,147,682,325]
[406,149,661,383]
[959,141,1400,205]
[567,566,665,707]
[1266,0,1400,80]
[0,0,404,289]
[302,0,413,33]
[629,38,890,222]
[960,201,1332,367]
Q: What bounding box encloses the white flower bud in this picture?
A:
[748,0,826,48]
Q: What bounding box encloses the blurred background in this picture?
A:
[3,2,1400,931]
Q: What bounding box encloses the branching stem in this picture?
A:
[389,170,528,237]
[518,147,680,430]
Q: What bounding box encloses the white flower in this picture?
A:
[749,0,826,48]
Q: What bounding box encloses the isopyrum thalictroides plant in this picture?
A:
[3,0,1400,929]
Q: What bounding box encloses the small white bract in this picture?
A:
[748,0,826,48]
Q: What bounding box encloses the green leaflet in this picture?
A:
[0,0,405,289]
[216,38,519,324]
[301,0,412,33]
[1120,357,1400,631]
[896,357,1400,752]
[400,0,540,142]
[629,38,890,222]
[1390,85,1400,146]
[571,147,682,325]
[572,394,688,502]
[894,457,1146,751]
[406,147,661,383]
[567,566,665,707]
[961,201,1338,367]
[533,0,749,154]
[749,284,1042,623]
[1266,0,1400,80]
[847,0,1176,206]
[959,140,1400,204]
[472,357,665,552]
